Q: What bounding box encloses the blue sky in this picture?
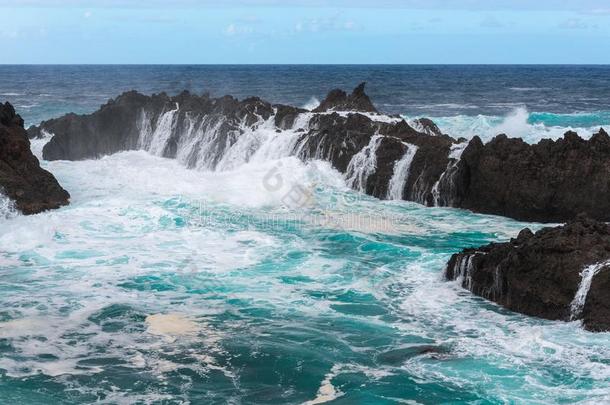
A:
[2,1,610,64]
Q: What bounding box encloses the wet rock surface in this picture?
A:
[445,216,610,331]
[0,102,69,214]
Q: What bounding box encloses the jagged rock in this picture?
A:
[32,91,277,164]
[296,112,381,173]
[313,82,378,113]
[0,102,69,214]
[446,129,610,222]
[27,83,610,222]
[445,216,610,331]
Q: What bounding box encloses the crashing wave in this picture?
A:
[415,107,609,144]
[0,192,17,220]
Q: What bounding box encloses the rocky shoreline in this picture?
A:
[0,102,69,215]
[28,83,610,223]
[445,216,610,331]
[10,83,610,330]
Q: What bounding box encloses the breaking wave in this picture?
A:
[414,108,610,143]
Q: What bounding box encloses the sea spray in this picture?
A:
[417,107,606,144]
[0,192,16,220]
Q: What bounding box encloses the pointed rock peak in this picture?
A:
[0,102,24,128]
[590,127,610,144]
[564,130,582,143]
[352,82,367,97]
[313,82,378,113]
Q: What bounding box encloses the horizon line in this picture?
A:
[2,63,610,66]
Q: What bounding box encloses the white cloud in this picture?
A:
[4,0,610,10]
[559,18,598,30]
[294,15,361,33]
[224,23,254,36]
[583,8,610,15]
[84,10,92,18]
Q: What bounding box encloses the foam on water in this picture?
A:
[0,147,608,403]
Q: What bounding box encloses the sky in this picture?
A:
[1,1,610,64]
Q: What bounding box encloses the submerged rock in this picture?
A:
[445,216,610,331]
[0,102,69,214]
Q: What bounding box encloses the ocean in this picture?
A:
[0,65,609,404]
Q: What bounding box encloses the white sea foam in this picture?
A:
[145,313,199,342]
[304,364,344,404]
[0,193,16,220]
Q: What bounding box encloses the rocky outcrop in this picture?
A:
[0,102,69,214]
[32,90,278,164]
[28,83,610,222]
[445,216,610,331]
[443,130,610,222]
[313,82,378,113]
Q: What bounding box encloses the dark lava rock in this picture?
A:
[313,82,378,113]
[446,129,610,222]
[0,102,69,214]
[28,82,610,223]
[445,216,610,331]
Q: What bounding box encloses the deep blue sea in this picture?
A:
[0,65,609,404]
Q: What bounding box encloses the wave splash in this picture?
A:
[423,107,609,143]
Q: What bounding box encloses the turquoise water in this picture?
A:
[1,150,609,404]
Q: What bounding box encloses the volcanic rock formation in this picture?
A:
[445,216,610,331]
[0,102,69,214]
[28,84,610,222]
